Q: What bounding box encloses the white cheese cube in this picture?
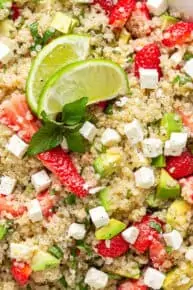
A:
[122,226,139,244]
[124,119,144,145]
[164,132,188,156]
[101,128,121,147]
[68,223,86,240]
[164,140,182,156]
[31,170,51,193]
[170,132,188,149]
[10,243,35,261]
[89,186,105,195]
[185,248,193,262]
[135,167,155,189]
[139,68,159,89]
[184,59,193,78]
[115,96,128,107]
[163,230,183,250]
[142,138,163,158]
[6,135,28,159]
[144,267,165,289]
[0,41,12,64]
[147,0,168,16]
[89,206,109,228]
[27,199,43,223]
[80,121,97,142]
[170,51,183,66]
[0,176,16,195]
[61,137,68,151]
[85,268,108,289]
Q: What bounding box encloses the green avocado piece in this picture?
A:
[108,263,140,279]
[99,187,111,211]
[161,15,178,30]
[152,155,166,168]
[160,113,182,140]
[31,250,60,272]
[95,218,126,240]
[0,224,8,240]
[50,12,74,34]
[146,192,166,208]
[93,152,121,177]
[156,169,180,199]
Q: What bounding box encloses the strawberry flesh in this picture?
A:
[37,190,59,218]
[11,261,32,286]
[109,0,136,28]
[166,151,193,179]
[149,238,168,269]
[118,279,148,290]
[94,0,113,14]
[162,22,193,47]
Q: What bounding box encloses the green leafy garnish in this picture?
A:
[104,103,113,115]
[77,281,89,290]
[172,74,192,86]
[76,240,92,256]
[66,193,76,205]
[184,52,193,61]
[149,221,162,233]
[30,22,56,51]
[0,224,8,240]
[166,246,173,254]
[62,97,88,125]
[66,131,86,153]
[59,276,68,288]
[48,244,63,259]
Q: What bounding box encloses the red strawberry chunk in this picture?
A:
[37,190,59,218]
[109,0,136,28]
[177,109,193,134]
[118,279,147,290]
[162,22,193,47]
[96,234,130,258]
[166,151,193,179]
[11,261,32,286]
[94,0,113,14]
[149,238,168,269]
[97,101,108,110]
[11,3,20,21]
[38,148,88,197]
[0,195,26,218]
[134,43,162,79]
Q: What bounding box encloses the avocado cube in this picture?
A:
[95,218,126,240]
[146,193,165,208]
[152,155,166,168]
[50,12,73,34]
[160,113,182,140]
[99,187,111,211]
[119,28,131,45]
[31,250,60,272]
[93,153,121,177]
[156,169,180,199]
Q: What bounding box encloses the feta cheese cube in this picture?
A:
[101,128,121,147]
[80,121,97,142]
[164,132,188,156]
[124,119,144,145]
[0,176,16,195]
[61,137,68,151]
[31,170,51,193]
[6,135,28,159]
[27,199,43,223]
[147,0,168,16]
[184,59,193,78]
[163,230,183,250]
[170,51,183,66]
[89,206,109,228]
[115,96,128,107]
[85,268,108,289]
[185,248,193,262]
[142,138,163,158]
[164,140,182,156]
[10,243,35,261]
[89,186,105,195]
[0,41,12,64]
[139,68,159,89]
[135,167,155,189]
[170,132,188,149]
[122,226,139,244]
[68,223,86,240]
[144,267,165,289]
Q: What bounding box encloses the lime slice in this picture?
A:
[38,59,129,116]
[26,35,90,113]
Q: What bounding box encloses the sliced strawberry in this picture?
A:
[109,0,136,28]
[177,109,193,134]
[162,22,193,47]
[0,195,26,218]
[37,190,59,218]
[11,261,31,286]
[38,148,88,197]
[11,3,20,21]
[96,234,130,258]
[149,238,168,269]
[118,279,147,290]
[134,43,162,79]
[0,94,40,143]
[166,151,193,179]
[94,0,113,14]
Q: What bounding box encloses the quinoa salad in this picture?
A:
[0,0,193,289]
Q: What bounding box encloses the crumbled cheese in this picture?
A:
[144,267,165,289]
[122,226,139,244]
[101,128,121,147]
[142,138,163,158]
[115,96,129,107]
[124,119,144,145]
[10,243,35,261]
[184,59,193,78]
[134,167,155,189]
[139,68,159,89]
[85,268,108,289]
[89,206,109,228]
[164,132,188,156]
[0,176,16,195]
[185,248,193,262]
[80,121,98,142]
[6,135,28,159]
[0,41,12,64]
[89,186,105,195]
[147,0,168,16]
[163,230,183,250]
[31,170,51,193]
[68,223,86,240]
[27,199,43,223]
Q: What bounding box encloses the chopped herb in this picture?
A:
[48,245,63,259]
[76,240,92,256]
[42,27,56,45]
[172,74,192,86]
[149,221,162,233]
[66,193,76,205]
[166,245,173,254]
[62,97,88,125]
[108,273,122,280]
[26,285,32,290]
[30,22,56,51]
[127,55,134,63]
[49,189,56,195]
[0,224,8,240]
[59,276,68,288]
[77,281,89,290]
[66,131,87,153]
[184,52,193,61]
[104,103,113,115]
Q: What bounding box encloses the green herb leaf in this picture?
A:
[48,244,63,259]
[77,280,89,290]
[42,28,56,45]
[149,221,162,233]
[172,74,192,86]
[66,193,76,205]
[62,97,88,125]
[166,245,173,254]
[66,131,86,153]
[76,240,92,256]
[184,52,193,61]
[59,276,68,288]
[104,103,113,115]
[27,123,63,156]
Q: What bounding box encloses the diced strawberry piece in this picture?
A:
[38,148,88,198]
[133,215,162,254]
[177,109,193,134]
[97,101,108,110]
[118,279,147,290]
[11,3,20,21]
[109,0,136,28]
[134,43,162,79]
[0,195,26,218]
[11,261,31,286]
[166,151,193,179]
[94,0,113,14]
[149,238,168,269]
[162,22,193,47]
[96,234,130,258]
[37,190,59,218]
[0,94,40,143]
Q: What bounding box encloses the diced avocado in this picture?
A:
[161,15,178,30]
[156,169,180,199]
[50,12,74,34]
[152,155,166,168]
[167,200,191,234]
[71,17,79,30]
[99,187,111,211]
[93,152,121,177]
[160,113,182,140]
[146,193,166,208]
[0,224,8,240]
[108,265,140,279]
[119,28,131,45]
[31,250,60,272]
[95,218,126,240]
[0,19,14,37]
[163,263,193,290]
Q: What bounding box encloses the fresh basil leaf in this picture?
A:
[149,221,162,233]
[27,123,63,156]
[62,97,88,125]
[66,131,86,153]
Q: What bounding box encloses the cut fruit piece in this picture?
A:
[160,113,182,140]
[99,187,111,211]
[156,169,180,199]
[38,59,129,116]
[26,35,90,113]
[95,218,126,240]
[31,250,60,272]
[93,151,122,177]
[152,155,166,168]
[161,15,178,30]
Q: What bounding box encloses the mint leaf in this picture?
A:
[62,97,88,125]
[66,131,86,153]
[65,193,76,205]
[149,221,162,233]
[172,74,192,86]
[27,123,63,156]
